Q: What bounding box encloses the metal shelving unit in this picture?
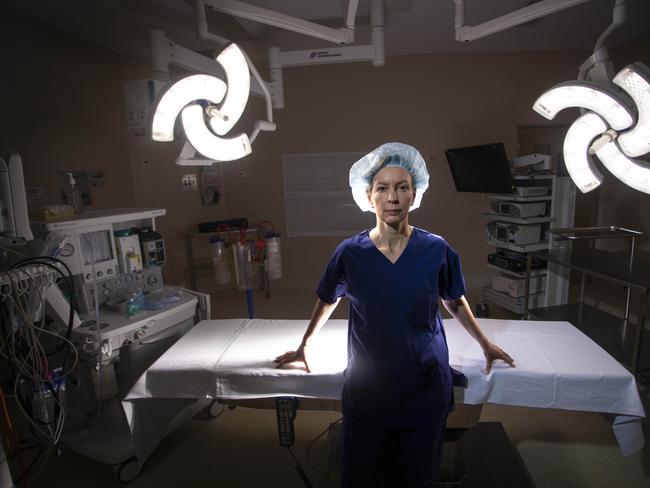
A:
[484,175,575,314]
[487,194,553,203]
[482,213,555,225]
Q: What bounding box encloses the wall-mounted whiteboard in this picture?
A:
[283,152,374,236]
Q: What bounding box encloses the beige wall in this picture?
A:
[4,6,647,317]
[0,8,136,210]
[216,50,584,292]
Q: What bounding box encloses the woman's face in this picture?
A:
[367,166,416,225]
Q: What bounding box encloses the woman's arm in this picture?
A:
[442,295,515,373]
[274,297,341,372]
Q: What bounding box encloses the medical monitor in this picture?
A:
[444,143,514,193]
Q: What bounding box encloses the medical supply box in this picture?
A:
[492,273,546,298]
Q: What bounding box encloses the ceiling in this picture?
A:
[3,0,650,62]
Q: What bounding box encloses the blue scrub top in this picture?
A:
[316,227,466,429]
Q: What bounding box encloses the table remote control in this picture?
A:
[276,397,299,447]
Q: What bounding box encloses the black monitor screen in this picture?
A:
[444,143,514,193]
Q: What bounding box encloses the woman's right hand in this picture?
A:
[274,343,312,373]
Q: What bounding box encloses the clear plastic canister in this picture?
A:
[210,238,231,285]
[265,236,282,280]
[233,241,253,291]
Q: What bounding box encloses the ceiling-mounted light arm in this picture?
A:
[265,0,383,69]
[594,0,627,52]
[267,0,384,110]
[578,48,612,81]
[149,29,171,81]
[578,0,626,82]
[346,0,360,30]
[453,0,590,43]
[176,141,214,166]
[371,0,385,67]
[150,29,224,82]
[238,47,274,141]
[203,0,355,45]
[195,0,229,47]
[149,28,267,99]
[194,2,274,132]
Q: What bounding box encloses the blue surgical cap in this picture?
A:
[349,142,429,212]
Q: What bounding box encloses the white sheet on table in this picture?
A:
[125,317,645,455]
[127,318,248,399]
[129,318,643,415]
[445,319,644,417]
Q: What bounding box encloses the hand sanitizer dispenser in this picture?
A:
[64,173,83,214]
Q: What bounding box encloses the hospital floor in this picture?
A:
[29,287,650,488]
[30,397,650,488]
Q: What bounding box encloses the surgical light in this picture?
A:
[533,81,634,131]
[150,42,262,164]
[151,74,227,142]
[563,113,606,193]
[208,44,250,136]
[532,62,650,195]
[181,104,251,161]
[614,63,650,158]
[593,141,650,194]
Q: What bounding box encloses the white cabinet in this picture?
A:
[483,175,575,314]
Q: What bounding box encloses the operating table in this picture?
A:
[123,318,645,473]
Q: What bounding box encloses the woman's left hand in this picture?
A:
[482,342,515,374]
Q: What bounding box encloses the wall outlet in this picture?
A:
[182,174,197,191]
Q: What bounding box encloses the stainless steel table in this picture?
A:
[523,227,649,374]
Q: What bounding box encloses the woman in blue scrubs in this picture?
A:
[275,143,514,487]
